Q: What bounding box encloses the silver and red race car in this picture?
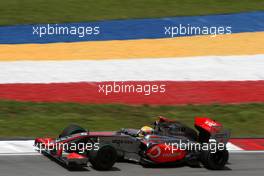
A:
[34,116,230,170]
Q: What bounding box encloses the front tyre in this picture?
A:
[200,149,229,170]
[59,124,87,138]
[89,145,117,170]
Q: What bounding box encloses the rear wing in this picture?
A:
[195,117,231,143]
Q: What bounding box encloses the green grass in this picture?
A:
[0,100,264,138]
[0,0,264,26]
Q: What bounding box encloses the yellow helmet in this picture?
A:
[138,126,154,137]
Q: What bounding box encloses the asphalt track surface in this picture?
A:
[0,153,263,176]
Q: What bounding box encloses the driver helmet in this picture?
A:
[138,126,154,137]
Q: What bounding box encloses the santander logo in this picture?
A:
[205,120,217,127]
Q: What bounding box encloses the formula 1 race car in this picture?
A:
[34,116,230,170]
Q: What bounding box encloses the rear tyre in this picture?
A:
[89,145,117,170]
[59,124,87,138]
[200,149,229,170]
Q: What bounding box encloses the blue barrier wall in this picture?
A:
[0,11,263,44]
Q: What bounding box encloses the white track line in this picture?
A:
[226,142,243,151]
[230,150,264,153]
[0,140,36,155]
[0,153,40,156]
[0,55,263,83]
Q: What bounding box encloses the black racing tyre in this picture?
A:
[59,124,87,138]
[200,149,229,170]
[89,145,117,170]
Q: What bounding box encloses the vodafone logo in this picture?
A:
[147,145,161,158]
[147,145,182,159]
